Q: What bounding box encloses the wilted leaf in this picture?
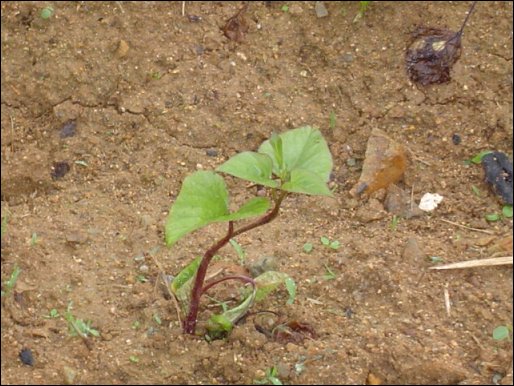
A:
[272,320,317,344]
[405,27,462,85]
[405,2,477,85]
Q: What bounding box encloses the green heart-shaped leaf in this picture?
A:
[281,169,333,196]
[165,171,270,247]
[259,126,333,182]
[216,152,279,188]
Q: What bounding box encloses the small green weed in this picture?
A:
[281,5,289,13]
[390,215,400,231]
[129,355,140,363]
[40,6,54,19]
[30,232,39,246]
[44,308,60,319]
[229,238,246,264]
[329,111,336,130]
[254,366,283,385]
[485,205,513,222]
[64,302,100,338]
[1,214,8,239]
[303,242,313,253]
[1,265,21,297]
[492,325,512,342]
[466,150,493,165]
[323,263,337,280]
[471,185,481,197]
[152,313,162,325]
[353,1,370,22]
[320,236,340,250]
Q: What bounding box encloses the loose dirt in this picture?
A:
[1,2,512,384]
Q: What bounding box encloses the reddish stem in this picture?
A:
[202,274,256,295]
[182,190,288,335]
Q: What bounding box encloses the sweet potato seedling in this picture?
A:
[165,127,333,336]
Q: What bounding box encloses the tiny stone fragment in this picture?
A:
[51,161,70,180]
[19,348,34,366]
[315,1,329,18]
[59,120,77,138]
[115,39,129,58]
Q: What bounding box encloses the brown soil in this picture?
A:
[1,2,512,385]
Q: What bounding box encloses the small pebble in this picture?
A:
[451,133,461,145]
[19,348,34,366]
[51,161,70,180]
[206,148,218,157]
[59,120,77,138]
[315,1,329,18]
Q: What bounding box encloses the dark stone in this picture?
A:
[59,120,77,138]
[51,161,71,180]
[19,348,34,366]
[452,133,461,145]
[206,148,218,157]
[482,151,513,205]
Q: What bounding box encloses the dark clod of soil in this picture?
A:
[221,3,249,42]
[59,120,77,138]
[51,161,71,180]
[19,348,34,366]
[452,133,462,145]
[481,151,513,205]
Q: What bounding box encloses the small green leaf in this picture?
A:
[323,263,337,280]
[429,256,444,263]
[153,313,162,325]
[281,4,289,12]
[207,286,256,339]
[329,240,340,250]
[259,126,333,184]
[471,185,481,197]
[1,214,8,238]
[320,236,330,246]
[44,308,60,319]
[303,242,313,253]
[129,355,140,363]
[216,152,279,188]
[229,239,246,263]
[281,168,333,196]
[329,111,336,129]
[254,271,291,302]
[207,314,233,335]
[269,133,285,176]
[502,205,513,218]
[470,150,493,164]
[74,160,88,167]
[171,256,201,294]
[285,277,296,305]
[40,6,54,19]
[485,213,501,222]
[136,275,148,283]
[492,325,510,341]
[131,321,141,330]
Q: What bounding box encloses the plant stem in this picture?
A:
[182,190,288,335]
[183,221,234,334]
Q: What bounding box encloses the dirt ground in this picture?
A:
[1,1,513,384]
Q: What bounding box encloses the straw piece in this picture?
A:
[429,256,513,270]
